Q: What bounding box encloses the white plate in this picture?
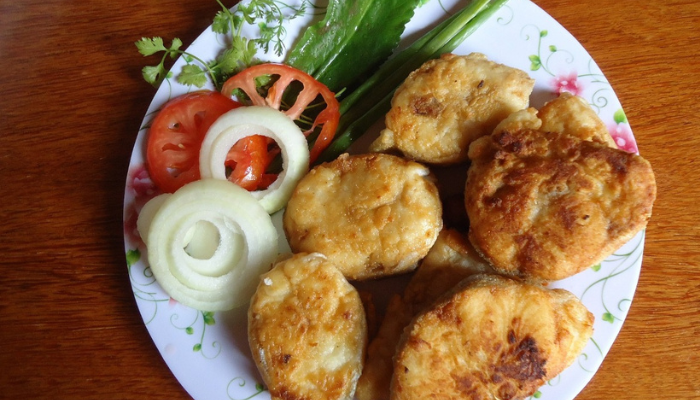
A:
[123,1,644,399]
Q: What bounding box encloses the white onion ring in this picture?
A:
[138,179,278,311]
[199,106,310,214]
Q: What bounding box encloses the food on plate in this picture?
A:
[537,92,617,148]
[248,253,367,400]
[137,179,278,311]
[135,1,311,88]
[369,53,534,165]
[221,63,340,163]
[315,0,511,163]
[146,90,240,193]
[283,153,443,280]
[391,274,594,400]
[199,106,310,214]
[465,106,657,281]
[356,229,493,400]
[401,229,495,307]
[126,2,659,399]
[287,0,425,92]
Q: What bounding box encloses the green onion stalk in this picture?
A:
[317,0,509,163]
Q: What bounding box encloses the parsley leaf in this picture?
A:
[137,0,311,89]
[169,38,183,54]
[178,64,208,88]
[135,37,166,56]
[212,11,230,34]
[142,65,166,86]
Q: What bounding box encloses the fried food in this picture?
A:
[391,274,594,400]
[248,253,367,400]
[538,92,617,147]
[370,53,534,164]
[283,153,443,280]
[356,229,493,400]
[465,107,656,280]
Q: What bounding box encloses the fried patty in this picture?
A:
[538,92,617,147]
[391,274,594,400]
[356,229,493,400]
[248,253,367,400]
[465,106,656,281]
[283,153,443,280]
[370,53,534,164]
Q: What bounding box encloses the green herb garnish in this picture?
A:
[136,0,311,89]
[318,0,509,162]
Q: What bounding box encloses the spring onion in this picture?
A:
[317,0,509,162]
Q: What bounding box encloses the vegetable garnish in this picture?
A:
[135,0,312,89]
[200,106,310,214]
[146,90,241,193]
[286,0,424,92]
[224,135,278,192]
[137,179,278,311]
[221,63,340,163]
[318,0,509,162]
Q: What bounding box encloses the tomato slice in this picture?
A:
[146,90,241,193]
[225,135,277,191]
[221,63,340,163]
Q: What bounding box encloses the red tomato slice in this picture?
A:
[146,90,241,193]
[221,63,340,163]
[225,135,274,191]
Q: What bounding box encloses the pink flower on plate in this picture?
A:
[551,72,583,96]
[123,202,144,248]
[608,123,638,153]
[124,164,161,248]
[127,164,158,200]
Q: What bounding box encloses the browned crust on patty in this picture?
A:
[284,153,443,280]
[356,230,493,400]
[465,108,656,281]
[370,53,534,165]
[390,274,594,400]
[248,253,367,400]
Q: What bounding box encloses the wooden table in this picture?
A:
[1,0,698,398]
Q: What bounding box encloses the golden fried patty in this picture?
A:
[391,274,594,400]
[284,153,443,280]
[465,107,656,281]
[370,53,534,164]
[356,229,493,400]
[538,92,617,147]
[248,253,367,400]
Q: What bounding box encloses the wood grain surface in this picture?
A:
[1,0,698,399]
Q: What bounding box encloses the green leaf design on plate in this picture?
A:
[602,312,615,323]
[203,311,216,326]
[186,326,194,335]
[540,29,548,37]
[228,377,267,399]
[591,263,601,272]
[614,108,628,124]
[549,44,557,52]
[534,391,542,399]
[126,249,141,267]
[193,343,202,352]
[529,54,542,71]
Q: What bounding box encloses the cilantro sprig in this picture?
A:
[136,0,310,90]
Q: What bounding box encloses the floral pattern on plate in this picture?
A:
[123,1,645,399]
